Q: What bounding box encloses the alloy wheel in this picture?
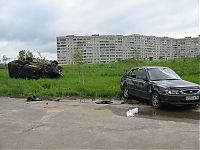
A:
[123,87,129,98]
[152,93,161,109]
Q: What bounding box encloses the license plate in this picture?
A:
[186,96,199,100]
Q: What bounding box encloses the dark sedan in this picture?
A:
[120,66,200,108]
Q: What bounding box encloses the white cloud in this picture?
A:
[0,0,198,60]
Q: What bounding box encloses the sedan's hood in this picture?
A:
[152,80,200,88]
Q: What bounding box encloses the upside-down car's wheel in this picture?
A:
[151,92,161,109]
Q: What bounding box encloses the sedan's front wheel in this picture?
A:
[151,92,161,109]
[123,86,131,99]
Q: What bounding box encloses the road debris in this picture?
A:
[126,108,139,117]
[95,99,113,104]
[26,96,42,102]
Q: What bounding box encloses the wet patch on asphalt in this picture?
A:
[137,106,199,123]
[95,104,200,124]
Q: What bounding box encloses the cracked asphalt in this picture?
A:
[0,97,199,149]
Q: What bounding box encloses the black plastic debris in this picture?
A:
[95,99,113,104]
[8,58,63,79]
[26,96,42,102]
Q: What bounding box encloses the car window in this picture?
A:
[148,68,181,80]
[136,69,147,80]
[128,68,139,78]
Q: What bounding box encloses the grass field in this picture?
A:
[0,57,199,98]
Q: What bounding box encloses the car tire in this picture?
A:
[151,92,161,109]
[123,86,131,99]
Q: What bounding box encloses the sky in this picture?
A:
[0,0,199,61]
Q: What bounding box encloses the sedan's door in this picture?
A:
[134,69,149,99]
[126,68,139,96]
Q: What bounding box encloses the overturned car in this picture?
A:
[8,58,63,79]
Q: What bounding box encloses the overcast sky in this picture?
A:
[0,0,199,60]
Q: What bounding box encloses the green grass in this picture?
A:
[0,57,199,98]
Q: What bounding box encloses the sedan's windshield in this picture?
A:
[148,68,181,81]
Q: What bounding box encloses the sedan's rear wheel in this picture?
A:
[151,92,161,109]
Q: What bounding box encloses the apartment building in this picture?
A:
[57,34,200,64]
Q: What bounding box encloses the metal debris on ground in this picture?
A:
[26,96,42,102]
[95,99,113,104]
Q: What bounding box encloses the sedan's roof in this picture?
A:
[133,66,168,69]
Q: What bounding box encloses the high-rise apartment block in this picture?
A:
[57,34,199,64]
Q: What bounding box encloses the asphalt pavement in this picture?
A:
[0,97,199,149]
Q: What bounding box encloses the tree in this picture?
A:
[72,48,83,64]
[2,55,10,64]
[18,50,26,60]
[18,50,34,60]
[72,48,84,86]
[17,50,48,67]
[26,51,34,58]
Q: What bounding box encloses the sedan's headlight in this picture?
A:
[165,89,179,95]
